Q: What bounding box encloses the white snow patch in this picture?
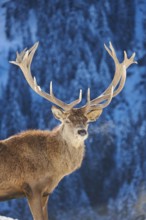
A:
[0,216,17,220]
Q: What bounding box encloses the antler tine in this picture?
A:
[87,88,90,103]
[10,42,82,111]
[83,88,91,112]
[85,86,114,110]
[68,89,82,109]
[49,81,82,110]
[82,42,137,111]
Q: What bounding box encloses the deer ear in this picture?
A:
[51,106,66,121]
[86,109,103,122]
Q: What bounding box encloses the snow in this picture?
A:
[0,217,17,220]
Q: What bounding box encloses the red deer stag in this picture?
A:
[0,42,137,220]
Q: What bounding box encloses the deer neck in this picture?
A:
[58,124,85,149]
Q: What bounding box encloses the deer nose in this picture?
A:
[78,129,87,136]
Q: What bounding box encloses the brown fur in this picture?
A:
[0,108,95,220]
[0,128,84,196]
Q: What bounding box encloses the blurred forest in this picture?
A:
[0,0,146,220]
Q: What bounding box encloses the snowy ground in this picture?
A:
[0,216,17,220]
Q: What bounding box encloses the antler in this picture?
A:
[10,42,137,113]
[83,42,137,111]
[10,42,82,111]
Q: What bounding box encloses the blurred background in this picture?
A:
[0,0,146,220]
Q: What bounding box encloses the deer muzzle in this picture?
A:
[77,129,87,136]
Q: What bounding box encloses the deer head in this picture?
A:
[10,42,137,144]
